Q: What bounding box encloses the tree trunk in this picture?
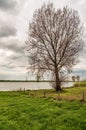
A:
[55,79,62,91]
[55,69,62,91]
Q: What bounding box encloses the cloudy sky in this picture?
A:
[0,0,86,80]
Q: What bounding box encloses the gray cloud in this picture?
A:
[0,25,16,37]
[6,43,24,54]
[0,38,24,54]
[0,53,27,69]
[0,36,27,72]
[6,56,27,69]
[0,0,17,11]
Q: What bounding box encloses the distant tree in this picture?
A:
[72,76,76,82]
[26,3,83,91]
[76,75,80,81]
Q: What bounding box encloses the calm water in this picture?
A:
[0,82,74,91]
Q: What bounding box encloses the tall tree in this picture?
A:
[26,3,83,91]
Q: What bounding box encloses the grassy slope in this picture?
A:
[0,87,86,130]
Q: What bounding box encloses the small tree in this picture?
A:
[72,76,76,82]
[26,3,83,91]
[76,75,80,81]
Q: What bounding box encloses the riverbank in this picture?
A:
[0,87,86,130]
[11,86,86,101]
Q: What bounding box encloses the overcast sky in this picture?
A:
[0,0,86,80]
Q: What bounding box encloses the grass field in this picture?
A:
[0,86,86,130]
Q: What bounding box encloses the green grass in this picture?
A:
[0,87,86,130]
[74,81,86,87]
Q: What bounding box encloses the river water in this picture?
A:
[0,82,74,91]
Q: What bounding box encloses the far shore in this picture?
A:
[0,80,85,82]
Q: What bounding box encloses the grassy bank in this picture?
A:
[17,86,86,101]
[0,86,86,130]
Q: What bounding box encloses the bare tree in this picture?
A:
[72,76,76,82]
[76,75,80,81]
[26,3,83,91]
